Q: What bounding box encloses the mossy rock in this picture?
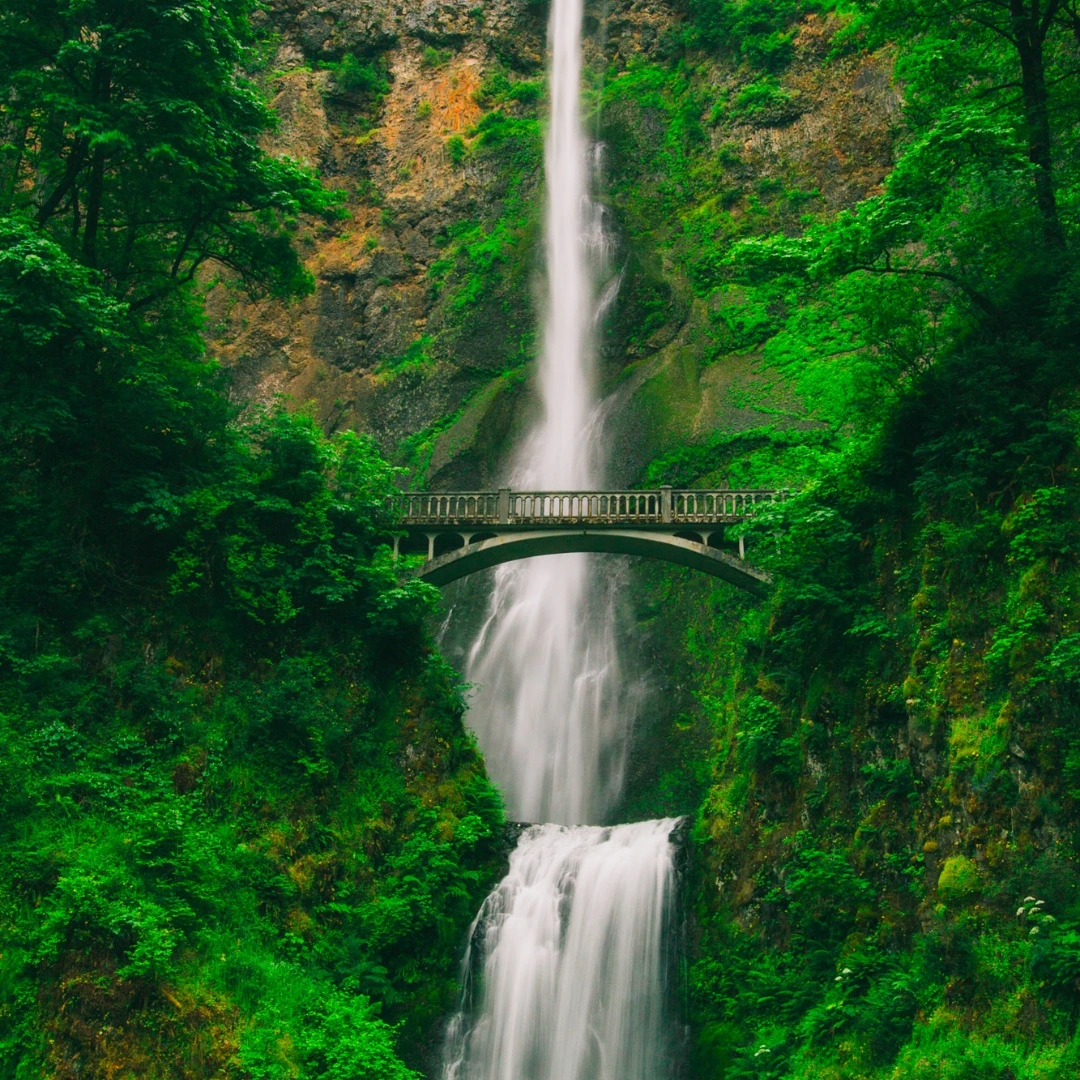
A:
[937,855,983,900]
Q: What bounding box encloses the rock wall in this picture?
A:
[206,2,900,491]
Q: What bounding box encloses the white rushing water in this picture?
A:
[444,3,681,1077]
[463,0,629,827]
[443,821,680,1080]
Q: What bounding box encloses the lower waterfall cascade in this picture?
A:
[442,821,681,1080]
[442,0,681,1075]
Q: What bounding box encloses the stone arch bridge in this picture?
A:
[393,488,787,596]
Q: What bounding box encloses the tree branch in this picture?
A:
[852,261,999,320]
[34,136,88,226]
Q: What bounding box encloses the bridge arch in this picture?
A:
[393,487,785,597]
[413,528,771,596]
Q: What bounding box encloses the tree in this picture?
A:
[867,0,1080,250]
[0,0,334,306]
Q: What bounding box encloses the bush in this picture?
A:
[329,53,390,97]
[445,134,468,166]
[937,856,983,901]
[688,0,820,71]
[738,696,801,782]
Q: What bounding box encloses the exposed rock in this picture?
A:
[208,1,900,485]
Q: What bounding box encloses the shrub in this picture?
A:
[329,53,390,97]
[937,856,982,901]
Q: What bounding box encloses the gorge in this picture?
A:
[3,2,1080,1079]
[441,1,681,1075]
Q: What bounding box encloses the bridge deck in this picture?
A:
[396,488,785,529]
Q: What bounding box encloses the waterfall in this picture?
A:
[443,2,680,1076]
[442,821,680,1080]
[463,0,628,828]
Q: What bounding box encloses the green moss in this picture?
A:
[937,856,983,900]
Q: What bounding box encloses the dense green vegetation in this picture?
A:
[0,3,502,1076]
[5,0,1080,1077]
[601,2,1080,1077]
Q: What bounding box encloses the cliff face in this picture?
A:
[202,8,1080,1080]
[207,0,898,488]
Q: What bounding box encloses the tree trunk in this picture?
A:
[81,64,112,267]
[34,136,87,226]
[1010,0,1065,249]
[81,145,105,267]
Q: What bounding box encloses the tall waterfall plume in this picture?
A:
[442,820,680,1080]
[463,0,630,827]
[443,5,683,1078]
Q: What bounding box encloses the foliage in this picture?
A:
[0,0,335,305]
[608,0,1080,1076]
[0,4,504,1076]
[326,52,391,98]
[687,0,831,70]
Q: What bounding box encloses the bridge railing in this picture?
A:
[512,491,663,523]
[672,490,781,522]
[396,488,786,527]
[397,492,501,524]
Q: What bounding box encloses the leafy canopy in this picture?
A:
[0,0,335,305]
